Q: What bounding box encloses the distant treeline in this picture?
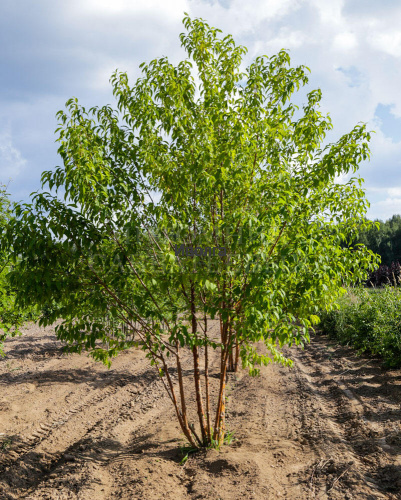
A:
[354,214,401,286]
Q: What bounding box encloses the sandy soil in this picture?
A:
[1,321,401,499]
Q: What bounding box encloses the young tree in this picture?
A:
[1,14,379,447]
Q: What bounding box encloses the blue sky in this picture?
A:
[1,0,400,221]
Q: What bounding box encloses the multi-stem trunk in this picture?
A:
[213,342,230,446]
[192,344,208,444]
[176,345,190,433]
[234,339,240,373]
[190,282,208,445]
[158,352,198,449]
[204,314,212,444]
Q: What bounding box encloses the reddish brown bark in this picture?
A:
[204,315,212,443]
[190,282,208,444]
[234,340,240,372]
[192,345,208,444]
[213,345,230,445]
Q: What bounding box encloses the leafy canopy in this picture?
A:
[1,13,379,371]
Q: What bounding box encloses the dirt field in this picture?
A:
[1,322,401,499]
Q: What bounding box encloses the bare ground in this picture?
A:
[1,322,401,499]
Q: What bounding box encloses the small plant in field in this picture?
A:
[223,430,235,445]
[179,445,198,465]
[5,362,21,372]
[0,437,13,450]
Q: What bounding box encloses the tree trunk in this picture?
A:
[213,344,230,445]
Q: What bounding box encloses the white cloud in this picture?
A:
[307,0,344,26]
[1,0,401,218]
[332,32,358,52]
[367,197,401,220]
[0,129,27,183]
[186,0,302,39]
[74,0,188,20]
[367,31,401,58]
[388,188,401,197]
[362,128,401,187]
[252,28,309,56]
[88,60,138,93]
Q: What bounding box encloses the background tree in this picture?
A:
[0,183,13,343]
[0,183,40,355]
[355,214,401,267]
[1,13,379,448]
[0,183,11,269]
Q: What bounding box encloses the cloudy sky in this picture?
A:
[1,0,400,221]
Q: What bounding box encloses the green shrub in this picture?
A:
[0,266,42,355]
[318,286,401,368]
[0,183,42,354]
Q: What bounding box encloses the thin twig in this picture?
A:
[327,462,353,492]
